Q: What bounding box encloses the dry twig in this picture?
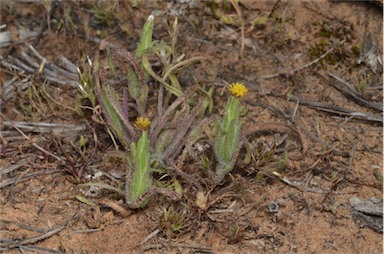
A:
[230,0,245,58]
[259,47,335,79]
[0,169,62,189]
[1,114,62,161]
[289,96,382,124]
[0,224,66,249]
[0,45,80,88]
[327,72,383,112]
[2,120,86,135]
[141,242,212,253]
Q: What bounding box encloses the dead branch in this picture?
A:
[0,161,25,175]
[0,29,39,48]
[141,242,212,253]
[0,219,46,233]
[0,45,80,88]
[27,45,77,79]
[18,245,64,254]
[327,72,383,112]
[289,95,382,124]
[0,169,62,189]
[0,224,66,249]
[2,120,87,135]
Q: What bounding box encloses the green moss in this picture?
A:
[271,12,283,24]
[319,24,332,38]
[309,39,327,59]
[317,21,354,40]
[352,44,362,56]
[91,4,118,27]
[357,79,367,94]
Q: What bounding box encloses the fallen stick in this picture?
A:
[289,96,382,124]
[0,224,66,249]
[328,72,383,112]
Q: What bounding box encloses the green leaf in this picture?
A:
[127,132,152,207]
[174,178,183,195]
[75,195,97,207]
[100,85,128,147]
[141,55,182,97]
[214,96,243,183]
[136,14,154,59]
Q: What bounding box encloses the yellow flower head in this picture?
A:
[134,117,151,131]
[228,82,248,98]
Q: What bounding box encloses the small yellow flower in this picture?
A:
[134,117,151,131]
[228,82,248,98]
